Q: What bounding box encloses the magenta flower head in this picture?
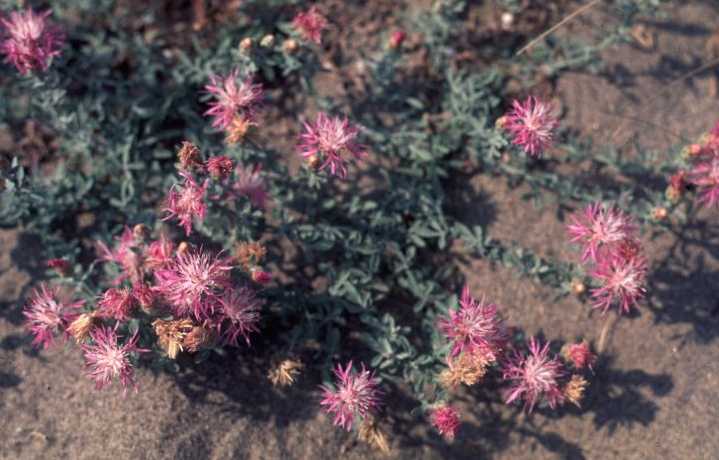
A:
[292,6,328,44]
[204,69,263,131]
[687,153,719,208]
[153,248,232,320]
[501,96,558,157]
[23,283,83,349]
[144,233,175,271]
[590,243,647,314]
[163,172,209,236]
[567,202,637,263]
[298,112,366,178]
[81,325,147,393]
[205,155,234,180]
[232,163,267,208]
[97,287,135,322]
[438,285,508,361]
[1,8,64,74]
[430,405,461,440]
[503,337,566,412]
[320,361,382,431]
[216,286,264,346]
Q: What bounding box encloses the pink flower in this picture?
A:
[205,155,234,180]
[297,112,366,178]
[232,164,267,208]
[97,287,135,321]
[97,226,143,284]
[567,203,637,263]
[590,246,647,313]
[503,337,565,412]
[438,286,508,360]
[563,341,596,370]
[216,287,263,346]
[163,172,209,236]
[320,361,382,431]
[502,96,558,157]
[430,405,461,440]
[132,283,155,310]
[81,325,146,393]
[389,30,406,49]
[687,154,719,208]
[23,284,83,349]
[144,234,175,271]
[204,69,263,131]
[153,249,232,320]
[1,8,63,74]
[292,6,328,44]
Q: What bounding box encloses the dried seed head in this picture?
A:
[564,374,588,407]
[260,34,275,48]
[67,312,98,343]
[182,324,213,352]
[268,359,304,387]
[439,351,489,389]
[358,417,390,454]
[153,318,194,359]
[177,141,202,170]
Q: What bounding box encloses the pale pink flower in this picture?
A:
[163,172,209,236]
[430,405,461,440]
[204,69,263,130]
[292,6,328,44]
[503,96,558,157]
[590,247,647,313]
[567,203,637,262]
[144,234,175,271]
[23,284,83,349]
[232,164,266,208]
[205,155,234,180]
[503,337,565,412]
[438,286,508,360]
[216,287,263,346]
[81,325,146,393]
[1,8,63,74]
[153,249,231,320]
[320,361,382,431]
[97,287,135,321]
[687,154,719,208]
[297,112,366,178]
[97,226,143,284]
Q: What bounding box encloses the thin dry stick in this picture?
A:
[597,313,618,354]
[516,0,603,56]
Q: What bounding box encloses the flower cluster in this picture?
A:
[499,96,558,157]
[320,361,383,431]
[567,202,648,313]
[1,8,64,74]
[670,122,719,208]
[298,112,366,178]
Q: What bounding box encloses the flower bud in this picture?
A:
[239,37,253,53]
[46,258,71,276]
[177,141,202,170]
[388,30,406,49]
[251,267,272,284]
[282,38,299,54]
[651,206,668,221]
[177,241,191,257]
[260,34,275,48]
[133,223,149,242]
[571,279,586,296]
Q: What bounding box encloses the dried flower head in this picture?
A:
[67,312,99,343]
[225,114,255,144]
[561,341,596,370]
[292,6,328,44]
[81,325,146,393]
[176,141,202,170]
[358,417,391,454]
[235,241,267,270]
[503,337,566,412]
[438,349,490,389]
[206,155,234,180]
[216,286,263,346]
[502,96,558,157]
[153,249,232,320]
[268,359,304,387]
[205,69,263,131]
[1,8,64,74]
[590,246,647,314]
[152,318,194,359]
[23,284,83,349]
[320,361,382,431]
[567,203,637,263]
[163,172,209,236]
[97,287,135,321]
[430,405,461,441]
[564,374,588,407]
[438,286,508,360]
[232,164,267,208]
[297,112,366,179]
[182,324,213,352]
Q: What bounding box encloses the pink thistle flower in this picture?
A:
[97,226,143,285]
[562,341,596,370]
[438,285,508,360]
[687,154,719,208]
[232,164,267,208]
[163,172,209,236]
[97,287,135,322]
[144,234,175,271]
[502,96,558,157]
[204,69,263,131]
[216,286,264,346]
[292,6,328,44]
[1,8,64,74]
[153,249,232,320]
[503,337,566,412]
[205,155,234,180]
[567,203,637,263]
[81,325,147,393]
[430,405,461,440]
[297,112,366,178]
[320,361,382,431]
[590,247,647,313]
[23,284,83,349]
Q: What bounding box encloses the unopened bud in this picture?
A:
[133,224,149,242]
[282,38,299,54]
[177,241,191,257]
[651,207,668,221]
[571,279,586,296]
[260,34,275,48]
[388,30,406,49]
[495,116,508,129]
[306,154,320,169]
[239,37,253,53]
[251,267,272,284]
[46,258,71,276]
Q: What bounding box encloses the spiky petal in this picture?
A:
[438,286,508,360]
[502,96,558,157]
[23,284,83,349]
[204,69,263,131]
[430,405,461,440]
[163,172,209,236]
[567,203,637,263]
[298,112,366,178]
[320,361,382,431]
[292,6,328,44]
[502,337,566,412]
[1,9,64,74]
[216,286,263,346]
[81,325,146,393]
